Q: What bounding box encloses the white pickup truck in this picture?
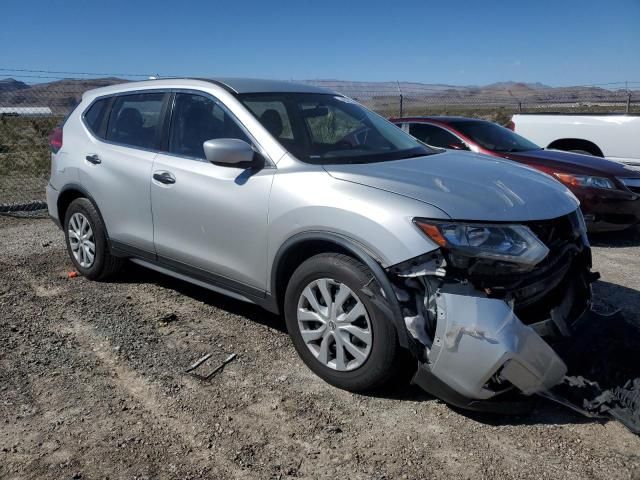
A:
[510,114,640,168]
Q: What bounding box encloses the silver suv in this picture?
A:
[47,78,594,408]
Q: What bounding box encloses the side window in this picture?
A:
[169,93,251,159]
[409,123,461,149]
[106,93,165,149]
[84,98,109,139]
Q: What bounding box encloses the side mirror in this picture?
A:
[447,141,469,151]
[203,138,255,166]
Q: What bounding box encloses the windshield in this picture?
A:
[238,93,436,164]
[450,120,541,153]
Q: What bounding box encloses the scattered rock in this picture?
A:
[158,313,178,325]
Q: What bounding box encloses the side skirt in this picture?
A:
[110,240,279,314]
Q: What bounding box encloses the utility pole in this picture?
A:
[626,81,631,114]
[396,81,403,118]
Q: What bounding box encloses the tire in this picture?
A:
[284,253,403,392]
[63,198,123,280]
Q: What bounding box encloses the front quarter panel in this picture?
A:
[266,155,450,291]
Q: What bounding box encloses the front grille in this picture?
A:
[526,210,583,253]
[511,211,591,323]
[463,211,590,324]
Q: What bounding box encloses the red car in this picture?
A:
[390,116,640,232]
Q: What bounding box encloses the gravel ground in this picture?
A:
[1,216,639,480]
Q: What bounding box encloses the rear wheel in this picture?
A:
[284,253,403,392]
[64,198,123,280]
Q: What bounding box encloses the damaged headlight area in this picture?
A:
[387,210,596,408]
[414,219,549,270]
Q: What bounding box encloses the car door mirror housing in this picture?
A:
[203,138,255,166]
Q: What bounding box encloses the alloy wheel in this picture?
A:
[297,278,372,371]
[68,212,95,268]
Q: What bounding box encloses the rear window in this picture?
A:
[106,93,165,149]
[84,98,109,139]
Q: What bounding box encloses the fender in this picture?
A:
[57,183,111,242]
[271,231,413,350]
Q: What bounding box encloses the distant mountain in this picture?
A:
[0,77,636,115]
[0,77,127,113]
[0,78,29,93]
[303,79,637,106]
[484,81,552,90]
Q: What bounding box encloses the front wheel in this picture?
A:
[284,253,403,392]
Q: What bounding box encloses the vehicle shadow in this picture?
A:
[115,262,286,334]
[593,280,640,319]
[114,264,640,430]
[589,225,640,247]
[366,375,603,427]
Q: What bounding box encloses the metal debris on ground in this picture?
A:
[186,353,237,381]
[185,353,213,373]
[540,310,640,434]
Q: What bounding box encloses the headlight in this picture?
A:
[554,173,615,190]
[414,219,549,266]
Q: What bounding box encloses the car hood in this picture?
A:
[324,151,579,221]
[503,149,640,177]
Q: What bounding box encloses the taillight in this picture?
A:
[49,127,63,153]
[506,120,515,131]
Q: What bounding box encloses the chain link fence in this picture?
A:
[1,71,639,217]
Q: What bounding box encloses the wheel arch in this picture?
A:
[271,232,411,349]
[57,184,110,241]
[547,138,604,157]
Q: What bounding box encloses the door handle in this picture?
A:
[86,154,101,165]
[153,171,176,185]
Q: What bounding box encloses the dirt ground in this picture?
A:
[1,216,639,480]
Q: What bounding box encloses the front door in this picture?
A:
[151,92,275,291]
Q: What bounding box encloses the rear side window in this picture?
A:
[84,98,109,139]
[409,123,460,148]
[168,93,250,159]
[106,93,165,149]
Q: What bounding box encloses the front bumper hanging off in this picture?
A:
[422,291,568,400]
[385,213,596,411]
[411,302,607,414]
[385,210,639,432]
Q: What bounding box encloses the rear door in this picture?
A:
[150,91,275,291]
[79,91,169,254]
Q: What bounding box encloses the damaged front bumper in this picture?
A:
[387,212,596,409]
[426,290,568,400]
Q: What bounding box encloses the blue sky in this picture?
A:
[1,0,639,86]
